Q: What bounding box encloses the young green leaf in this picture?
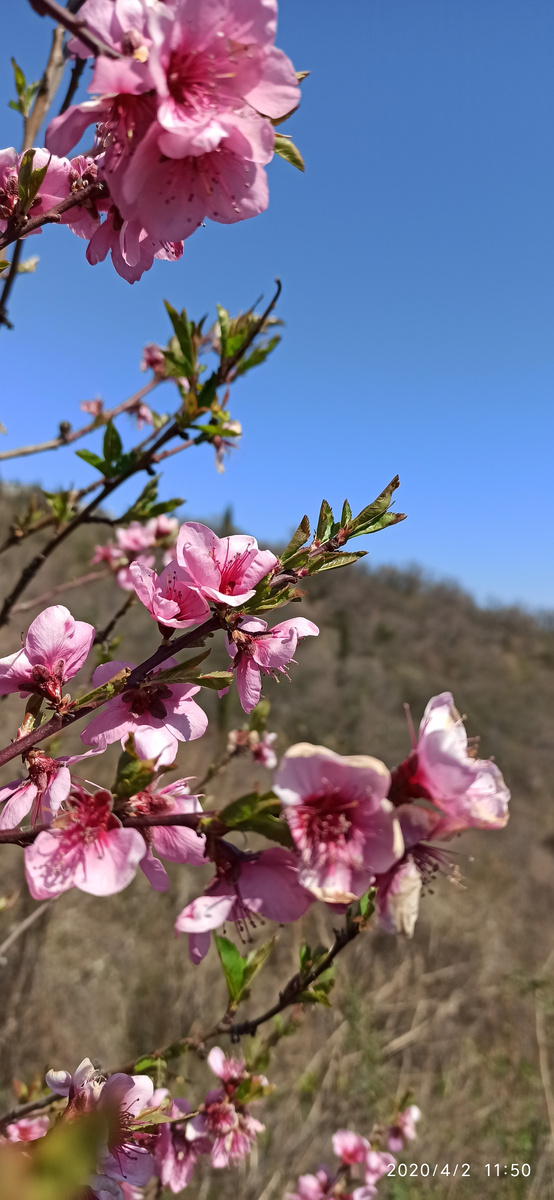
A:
[215,934,245,1004]
[340,499,352,527]
[274,134,305,171]
[216,303,230,358]
[103,420,123,465]
[315,499,334,542]
[75,449,106,472]
[164,301,195,374]
[281,515,310,564]
[242,934,277,992]
[234,335,281,376]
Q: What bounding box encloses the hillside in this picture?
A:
[0,485,553,1198]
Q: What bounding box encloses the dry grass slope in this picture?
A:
[0,486,553,1198]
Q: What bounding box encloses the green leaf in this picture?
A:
[120,477,159,522]
[0,261,9,273]
[281,515,310,564]
[237,813,294,848]
[75,448,106,472]
[194,669,233,690]
[235,1076,274,1104]
[315,499,334,542]
[11,56,26,98]
[218,791,277,828]
[348,476,406,538]
[149,651,211,685]
[274,134,305,171]
[216,303,230,358]
[27,160,49,208]
[340,499,352,527]
[359,887,376,920]
[164,301,195,374]
[148,497,183,517]
[242,934,278,991]
[308,550,366,574]
[113,742,156,800]
[17,148,35,206]
[249,698,271,733]
[215,934,245,1004]
[103,420,122,466]
[234,335,281,376]
[133,1054,166,1073]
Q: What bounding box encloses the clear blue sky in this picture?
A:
[1,0,553,610]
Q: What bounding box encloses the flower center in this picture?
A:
[296,790,354,852]
[31,658,65,704]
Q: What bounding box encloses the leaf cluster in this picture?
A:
[9,58,40,119]
[215,933,277,1010]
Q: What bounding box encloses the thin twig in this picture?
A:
[0,900,54,960]
[0,479,104,557]
[0,809,214,847]
[28,0,123,59]
[58,57,86,115]
[0,380,159,462]
[93,592,135,645]
[229,919,360,1040]
[0,181,108,255]
[0,1090,59,1130]
[0,613,222,771]
[11,570,109,615]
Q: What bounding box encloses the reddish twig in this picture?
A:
[0,380,160,462]
[12,570,109,615]
[0,182,108,255]
[27,0,123,59]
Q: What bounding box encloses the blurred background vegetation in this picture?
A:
[0,485,553,1198]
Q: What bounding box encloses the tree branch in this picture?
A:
[27,0,124,59]
[93,592,135,645]
[0,182,108,255]
[0,810,213,847]
[11,569,109,615]
[228,919,360,1040]
[0,380,160,462]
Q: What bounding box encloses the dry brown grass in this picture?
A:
[0,487,553,1198]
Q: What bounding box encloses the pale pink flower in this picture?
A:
[0,605,94,703]
[46,1056,104,1104]
[390,693,510,831]
[274,745,404,904]
[387,1105,421,1153]
[252,730,278,769]
[285,1170,336,1200]
[141,343,166,375]
[92,542,123,567]
[85,204,183,284]
[81,659,208,764]
[227,615,318,712]
[117,554,155,591]
[332,1130,371,1165]
[129,559,210,629]
[97,1072,155,1187]
[0,748,96,830]
[374,804,460,938]
[25,786,146,899]
[213,420,242,473]
[4,1117,49,1142]
[176,521,277,607]
[0,147,71,234]
[152,1093,210,1192]
[80,398,104,417]
[146,514,179,541]
[190,1048,266,1170]
[364,1150,396,1189]
[116,522,157,554]
[129,778,206,891]
[175,843,313,964]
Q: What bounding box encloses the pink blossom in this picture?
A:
[332,1130,371,1166]
[152,1093,210,1191]
[97,1072,155,1186]
[46,1056,104,1104]
[364,1150,396,1189]
[129,559,210,629]
[227,615,318,713]
[0,147,72,234]
[175,843,313,964]
[0,749,88,830]
[85,204,184,284]
[81,659,208,764]
[116,522,157,554]
[92,542,123,567]
[390,693,510,831]
[176,522,278,607]
[81,398,104,417]
[285,1170,337,1200]
[62,155,102,239]
[190,1047,266,1169]
[141,343,166,374]
[374,805,460,937]
[129,778,206,892]
[117,554,155,592]
[274,744,404,904]
[213,420,242,473]
[24,786,146,899]
[130,401,153,428]
[226,727,278,768]
[251,730,278,768]
[147,514,179,541]
[4,1117,49,1142]
[387,1105,421,1153]
[0,605,94,703]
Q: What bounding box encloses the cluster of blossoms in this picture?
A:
[91,515,179,591]
[1,0,301,281]
[0,516,510,951]
[4,1048,267,1198]
[286,1111,420,1200]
